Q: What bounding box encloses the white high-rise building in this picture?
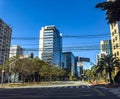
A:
[100,40,112,55]
[39,25,62,67]
[0,19,12,65]
[9,45,23,58]
[97,52,108,63]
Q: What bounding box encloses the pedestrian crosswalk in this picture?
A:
[39,85,93,89]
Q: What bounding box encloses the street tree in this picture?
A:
[39,63,51,81]
[97,54,120,83]
[32,58,45,81]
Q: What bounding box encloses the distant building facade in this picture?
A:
[75,56,83,77]
[62,52,77,76]
[97,39,112,64]
[9,45,23,58]
[100,40,112,55]
[0,19,12,65]
[97,52,108,64]
[39,25,62,67]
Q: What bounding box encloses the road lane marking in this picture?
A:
[94,88,105,96]
[76,86,79,88]
[82,86,85,88]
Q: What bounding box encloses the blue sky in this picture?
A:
[0,0,110,69]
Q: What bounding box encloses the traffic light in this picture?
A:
[30,53,34,58]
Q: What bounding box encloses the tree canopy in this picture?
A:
[96,0,120,23]
[97,54,120,83]
[1,57,67,83]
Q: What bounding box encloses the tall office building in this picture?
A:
[0,19,12,65]
[39,25,62,67]
[9,45,23,58]
[100,40,112,55]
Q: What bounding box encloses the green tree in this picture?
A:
[58,69,67,80]
[32,58,45,81]
[96,0,120,23]
[84,69,93,82]
[50,66,66,81]
[97,54,120,83]
[39,62,51,81]
[18,58,34,83]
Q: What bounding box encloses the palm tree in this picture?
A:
[97,54,120,84]
[96,0,120,23]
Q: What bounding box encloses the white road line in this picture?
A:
[81,86,85,88]
[117,95,120,97]
[37,85,92,89]
[70,86,73,88]
[76,86,79,88]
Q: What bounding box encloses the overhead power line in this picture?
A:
[11,33,110,40]
[2,45,120,52]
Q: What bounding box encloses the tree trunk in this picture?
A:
[14,73,16,83]
[108,66,113,84]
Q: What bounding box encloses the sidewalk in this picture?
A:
[0,81,77,89]
[0,82,58,89]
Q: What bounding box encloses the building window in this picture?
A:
[116,43,118,48]
[114,22,116,26]
[113,39,115,43]
[112,32,114,36]
[114,46,116,49]
[111,23,114,29]
[114,29,117,34]
[117,52,119,56]
[115,36,117,41]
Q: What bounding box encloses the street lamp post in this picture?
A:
[1,70,5,85]
[8,64,11,85]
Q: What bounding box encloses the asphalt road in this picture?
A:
[0,83,119,99]
[0,81,120,99]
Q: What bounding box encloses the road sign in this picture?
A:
[80,57,90,62]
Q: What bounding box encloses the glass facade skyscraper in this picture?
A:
[39,25,62,67]
[100,40,112,55]
[62,52,77,76]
